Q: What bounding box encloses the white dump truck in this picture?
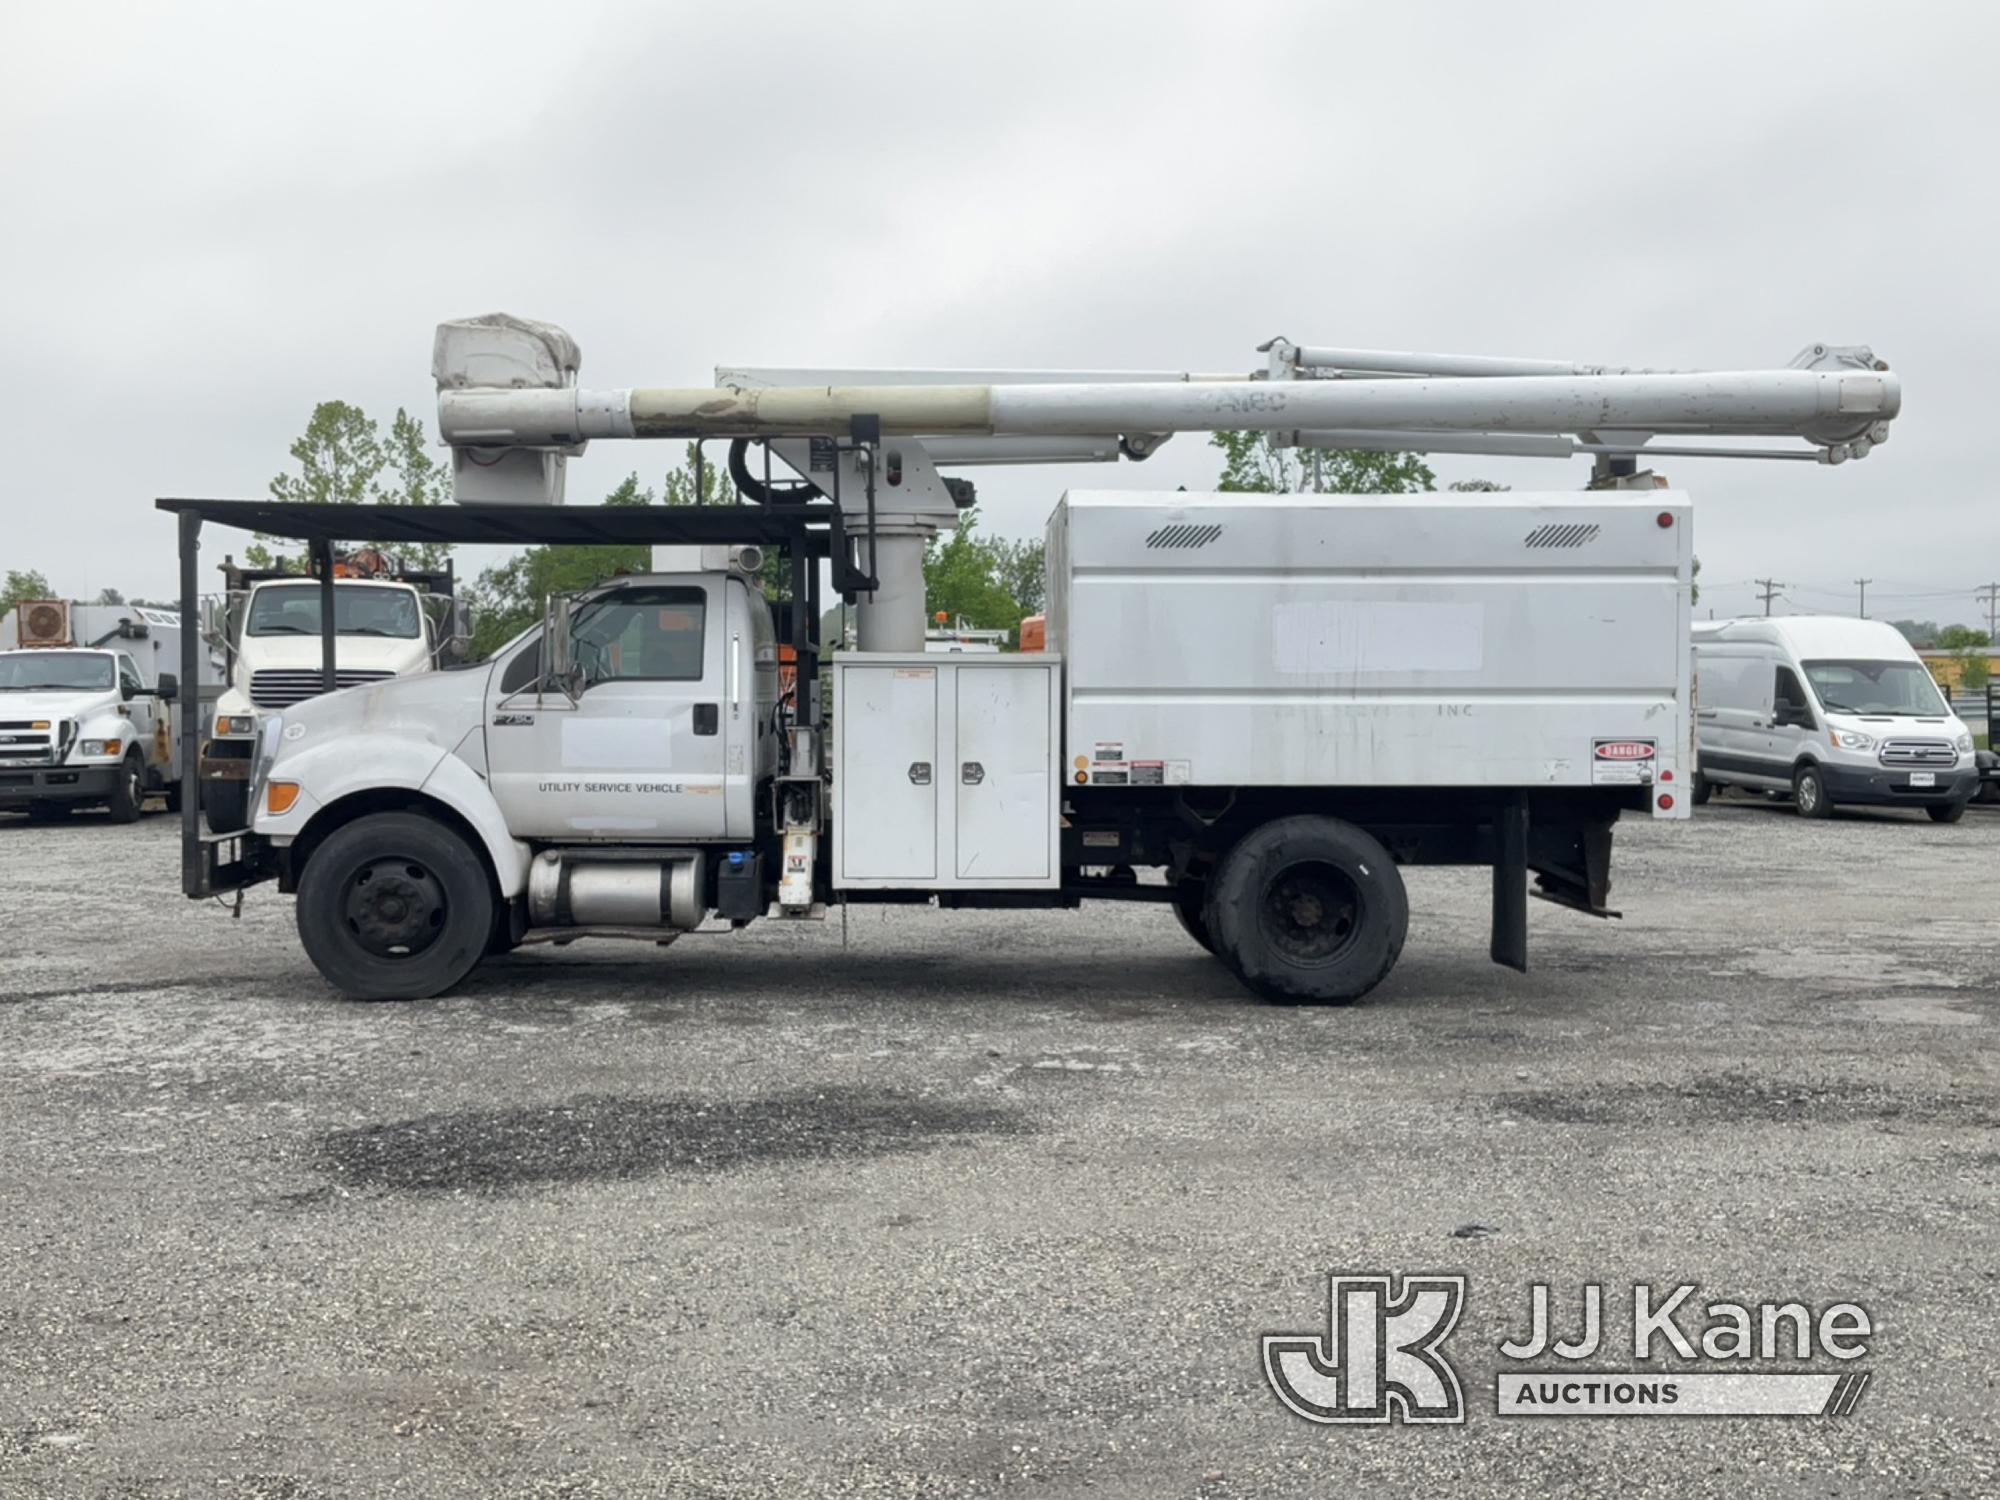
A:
[162,315,1900,1002]
[0,601,219,820]
[200,554,464,831]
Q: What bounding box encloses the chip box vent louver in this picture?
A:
[1523,523,1601,549]
[1145,524,1225,549]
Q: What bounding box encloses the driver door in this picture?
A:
[485,583,730,840]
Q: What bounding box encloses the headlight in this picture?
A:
[1955,732,1974,754]
[78,738,123,757]
[214,714,257,737]
[1830,729,1873,751]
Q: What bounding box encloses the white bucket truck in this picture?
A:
[166,315,1900,1001]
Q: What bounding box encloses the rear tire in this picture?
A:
[1690,771,1712,806]
[1927,801,1967,824]
[1205,816,1408,1005]
[107,752,145,824]
[296,812,494,1001]
[1171,878,1215,954]
[1793,764,1835,820]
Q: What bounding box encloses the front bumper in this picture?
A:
[1818,762,1978,807]
[0,765,119,805]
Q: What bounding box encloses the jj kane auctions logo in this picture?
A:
[1264,1275,1873,1423]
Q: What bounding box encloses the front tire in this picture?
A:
[1205,815,1408,1005]
[1927,801,1967,824]
[296,812,494,1001]
[107,752,145,823]
[204,777,249,835]
[1793,764,1835,820]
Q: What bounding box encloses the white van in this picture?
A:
[1692,616,1977,822]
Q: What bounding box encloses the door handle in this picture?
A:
[961,761,985,785]
[908,761,932,785]
[694,703,719,736]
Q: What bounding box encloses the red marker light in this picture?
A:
[1660,769,1674,782]
[1657,793,1675,811]
[1656,511,1675,528]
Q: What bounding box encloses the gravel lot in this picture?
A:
[1,799,1995,1498]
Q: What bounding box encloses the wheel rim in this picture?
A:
[1798,774,1819,812]
[1258,861,1363,965]
[342,857,449,959]
[126,763,141,804]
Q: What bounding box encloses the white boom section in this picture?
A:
[438,366,1899,450]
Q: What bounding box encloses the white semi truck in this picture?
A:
[200,554,463,831]
[0,601,219,820]
[164,315,1900,1002]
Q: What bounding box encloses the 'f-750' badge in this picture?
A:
[493,713,534,727]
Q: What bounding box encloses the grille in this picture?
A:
[1524,522,1601,548]
[0,723,60,764]
[1878,739,1956,767]
[1144,523,1224,549]
[249,668,393,709]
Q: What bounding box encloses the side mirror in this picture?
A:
[540,594,581,703]
[155,673,179,699]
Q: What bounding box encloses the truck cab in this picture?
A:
[234,559,778,996]
[204,573,454,830]
[0,645,178,821]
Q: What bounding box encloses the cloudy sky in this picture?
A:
[5,1,1995,628]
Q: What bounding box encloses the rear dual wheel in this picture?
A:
[1202,816,1408,1005]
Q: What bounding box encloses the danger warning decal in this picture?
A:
[1591,738,1657,785]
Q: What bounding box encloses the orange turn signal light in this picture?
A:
[265,781,302,815]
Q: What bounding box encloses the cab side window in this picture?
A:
[118,656,144,700]
[1774,666,1816,730]
[571,588,708,685]
[499,638,541,695]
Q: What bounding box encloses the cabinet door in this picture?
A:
[841,666,938,880]
[955,665,1052,880]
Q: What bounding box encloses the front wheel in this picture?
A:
[1205,815,1408,1005]
[1793,764,1836,820]
[1927,801,1967,824]
[296,812,495,1001]
[106,752,145,824]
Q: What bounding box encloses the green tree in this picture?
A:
[923,510,1027,637]
[3,569,53,612]
[94,586,125,606]
[986,535,1047,616]
[249,401,455,571]
[1937,624,1992,695]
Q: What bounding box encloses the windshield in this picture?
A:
[247,584,422,639]
[0,651,115,691]
[1802,659,1950,717]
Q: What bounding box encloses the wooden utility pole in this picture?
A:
[1978,582,1999,641]
[1755,579,1785,616]
[1854,578,1872,618]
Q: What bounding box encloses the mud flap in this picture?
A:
[1489,795,1529,973]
